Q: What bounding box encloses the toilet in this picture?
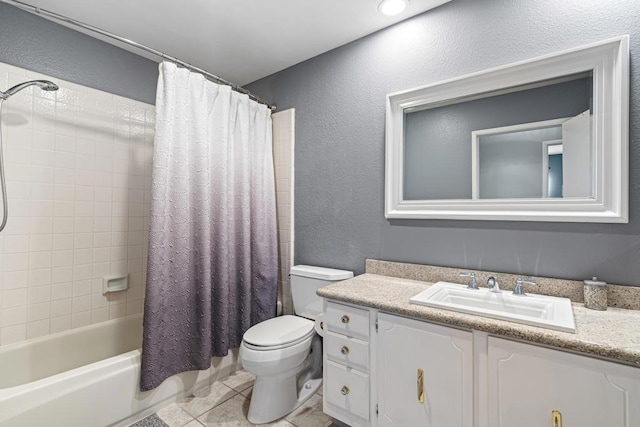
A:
[239,265,353,424]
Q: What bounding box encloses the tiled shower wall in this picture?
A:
[272,109,295,315]
[0,62,154,346]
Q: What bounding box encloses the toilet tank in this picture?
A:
[290,265,353,320]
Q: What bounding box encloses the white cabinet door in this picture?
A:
[488,337,640,427]
[377,313,473,427]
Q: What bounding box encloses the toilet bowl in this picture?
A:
[240,315,321,424]
[239,265,353,424]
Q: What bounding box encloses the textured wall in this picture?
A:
[0,3,158,104]
[247,0,640,286]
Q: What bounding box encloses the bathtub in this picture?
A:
[0,314,239,427]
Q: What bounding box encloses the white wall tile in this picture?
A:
[71,311,90,328]
[4,235,29,253]
[73,248,92,265]
[74,217,93,233]
[2,288,28,308]
[29,251,52,269]
[51,282,72,300]
[52,234,73,250]
[91,307,109,324]
[50,315,71,333]
[26,319,50,339]
[51,299,72,317]
[52,266,72,284]
[93,247,110,263]
[30,234,53,252]
[0,62,154,346]
[28,285,50,304]
[72,280,91,297]
[53,217,74,233]
[2,306,27,327]
[27,302,50,321]
[72,264,92,281]
[3,253,29,271]
[1,324,26,345]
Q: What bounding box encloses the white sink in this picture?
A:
[410,281,576,333]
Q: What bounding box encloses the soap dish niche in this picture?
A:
[103,275,129,295]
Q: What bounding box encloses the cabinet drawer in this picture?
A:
[325,331,369,371]
[325,302,369,340]
[325,360,370,421]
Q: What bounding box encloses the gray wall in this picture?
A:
[0,3,158,104]
[479,126,564,199]
[404,77,590,200]
[479,138,543,199]
[247,0,640,286]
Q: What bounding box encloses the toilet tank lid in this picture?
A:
[290,265,354,281]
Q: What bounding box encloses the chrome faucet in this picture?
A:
[513,277,536,296]
[487,276,501,293]
[460,272,479,290]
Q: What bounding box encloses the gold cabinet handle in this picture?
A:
[341,345,350,355]
[341,385,350,395]
[417,368,425,403]
[341,315,350,324]
[552,410,562,427]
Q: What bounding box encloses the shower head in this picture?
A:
[0,80,59,100]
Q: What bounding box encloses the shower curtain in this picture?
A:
[140,62,278,391]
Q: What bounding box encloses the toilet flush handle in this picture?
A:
[341,314,350,324]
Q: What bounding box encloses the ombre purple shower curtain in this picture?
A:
[140,62,278,391]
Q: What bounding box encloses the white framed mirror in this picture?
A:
[385,36,629,222]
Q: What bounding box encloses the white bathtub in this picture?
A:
[0,314,239,427]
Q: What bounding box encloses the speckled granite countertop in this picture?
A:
[317,273,640,367]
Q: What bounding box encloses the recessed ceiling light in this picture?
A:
[378,0,408,16]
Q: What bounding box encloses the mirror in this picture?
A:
[385,36,628,222]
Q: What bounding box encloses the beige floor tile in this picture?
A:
[222,370,256,392]
[240,386,252,398]
[183,421,206,427]
[197,395,294,427]
[179,382,237,418]
[157,403,196,427]
[285,394,333,427]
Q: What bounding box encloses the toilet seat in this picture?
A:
[242,315,315,351]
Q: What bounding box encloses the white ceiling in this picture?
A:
[15,0,450,85]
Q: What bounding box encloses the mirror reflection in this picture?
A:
[403,73,593,201]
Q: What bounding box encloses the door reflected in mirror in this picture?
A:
[403,73,593,201]
[472,109,592,200]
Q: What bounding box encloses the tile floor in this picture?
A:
[130,370,340,427]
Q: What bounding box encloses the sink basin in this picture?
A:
[410,281,576,333]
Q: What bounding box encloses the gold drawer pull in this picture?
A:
[341,345,350,355]
[341,315,350,324]
[417,368,425,403]
[552,410,562,427]
[341,385,350,395]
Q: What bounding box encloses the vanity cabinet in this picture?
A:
[487,337,640,427]
[322,299,640,427]
[377,313,473,427]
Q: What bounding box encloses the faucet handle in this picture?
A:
[487,276,500,293]
[513,277,536,296]
[460,272,479,290]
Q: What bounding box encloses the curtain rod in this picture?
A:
[1,0,276,111]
